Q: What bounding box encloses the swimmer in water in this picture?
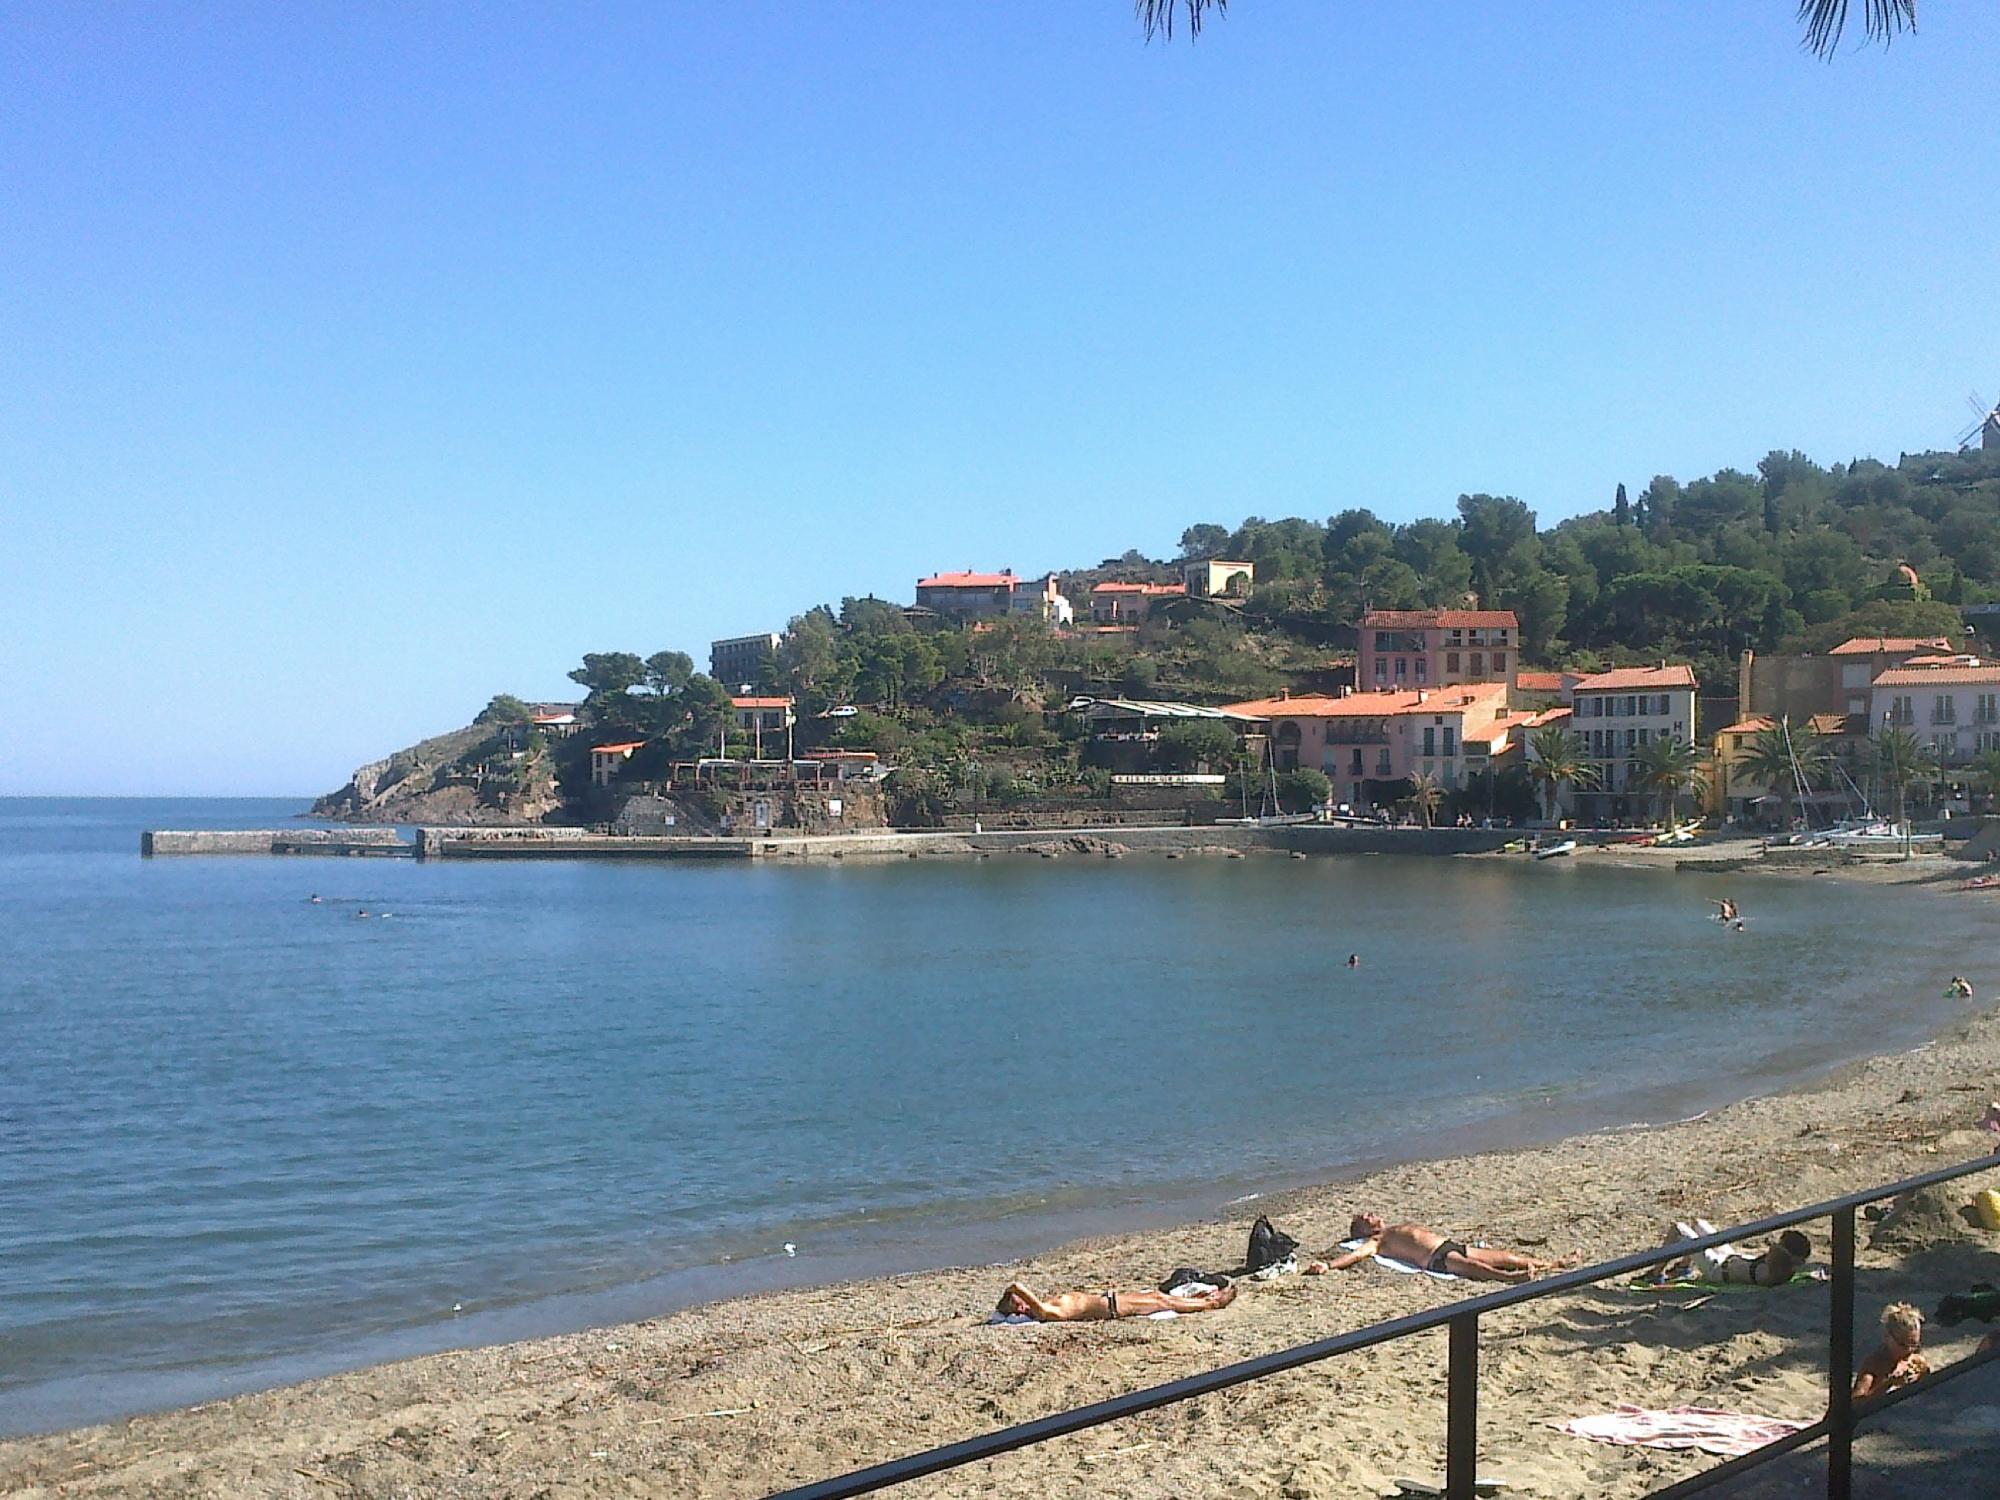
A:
[1948,976,1974,1000]
[309,893,322,904]
[1346,954,1360,969]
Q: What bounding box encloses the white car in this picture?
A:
[825,705,859,718]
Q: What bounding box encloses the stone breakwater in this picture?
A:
[142,824,1526,861]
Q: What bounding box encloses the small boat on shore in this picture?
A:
[1533,840,1577,860]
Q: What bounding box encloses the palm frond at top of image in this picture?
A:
[1136,0,1224,42]
[1798,0,1917,56]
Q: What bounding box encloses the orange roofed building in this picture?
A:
[1357,608,1519,692]
[1087,580,1186,624]
[1222,682,1519,809]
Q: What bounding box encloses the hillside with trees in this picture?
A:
[319,445,2000,825]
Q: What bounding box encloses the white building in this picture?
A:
[1563,664,1698,819]
[1871,665,2000,768]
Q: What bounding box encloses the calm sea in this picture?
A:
[1,797,1987,1435]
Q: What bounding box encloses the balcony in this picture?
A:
[1931,711,1957,726]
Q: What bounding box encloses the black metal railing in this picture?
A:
[767,1151,2000,1500]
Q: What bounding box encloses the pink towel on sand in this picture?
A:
[1556,1405,1810,1458]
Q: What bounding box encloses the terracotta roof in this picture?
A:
[1900,654,1977,666]
[731,696,794,710]
[1090,581,1187,595]
[1827,636,1951,656]
[1718,716,1775,736]
[591,741,645,755]
[1569,664,1698,692]
[1522,706,1574,728]
[917,571,1017,589]
[1361,608,1519,629]
[1514,670,1566,693]
[1221,682,1508,719]
[1874,666,2000,687]
[1808,713,1853,736]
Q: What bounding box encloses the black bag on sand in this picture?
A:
[1246,1214,1300,1273]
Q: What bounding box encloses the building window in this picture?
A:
[1625,728,1637,750]
[1443,726,1456,756]
[1639,727,1651,745]
[1491,651,1506,675]
[1415,656,1427,682]
[1375,749,1392,776]
[1350,748,1363,774]
[1891,695,1913,725]
[1980,693,1999,724]
[1374,631,1390,651]
[1423,726,1436,756]
[1445,652,1460,673]
[1469,652,1484,676]
[1374,656,1388,682]
[1933,696,1956,725]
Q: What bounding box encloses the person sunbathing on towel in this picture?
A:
[1305,1214,1562,1283]
[994,1279,1236,1322]
[1653,1222,1811,1286]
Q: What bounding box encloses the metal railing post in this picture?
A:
[1446,1311,1479,1500]
[1826,1207,1856,1500]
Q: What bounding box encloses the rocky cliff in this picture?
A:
[313,722,568,826]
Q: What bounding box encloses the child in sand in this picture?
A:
[1851,1302,1928,1400]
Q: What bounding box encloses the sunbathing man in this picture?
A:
[1306,1214,1563,1283]
[995,1279,1236,1322]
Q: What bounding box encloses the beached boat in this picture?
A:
[1533,840,1577,860]
[1821,820,1943,850]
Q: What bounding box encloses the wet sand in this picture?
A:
[7,855,2000,1499]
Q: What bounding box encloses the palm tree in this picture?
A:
[1629,737,1710,830]
[1873,726,1939,829]
[1526,725,1600,824]
[1735,718,1830,830]
[1136,1,1916,58]
[1405,771,1444,829]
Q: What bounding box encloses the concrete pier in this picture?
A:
[142,829,413,857]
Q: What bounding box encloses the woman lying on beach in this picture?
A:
[1306,1214,1566,1283]
[1653,1222,1812,1286]
[994,1279,1236,1321]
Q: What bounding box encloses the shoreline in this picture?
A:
[7,854,1998,1498]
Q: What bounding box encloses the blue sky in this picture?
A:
[4,2,1997,795]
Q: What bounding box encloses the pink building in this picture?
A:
[914,571,1072,625]
[1087,581,1186,623]
[1357,608,1519,691]
[1222,682,1516,808]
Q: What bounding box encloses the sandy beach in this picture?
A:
[8,853,2000,1500]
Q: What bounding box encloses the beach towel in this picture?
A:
[1555,1405,1809,1458]
[1338,1239,1462,1281]
[1627,1268,1827,1293]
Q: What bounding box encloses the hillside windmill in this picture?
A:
[1957,391,2000,452]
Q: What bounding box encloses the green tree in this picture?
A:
[1179,523,1230,559]
[1872,726,1938,830]
[1404,770,1444,828]
[568,651,645,698]
[1526,725,1600,822]
[1628,737,1710,829]
[1969,748,2000,814]
[643,650,694,697]
[1154,719,1240,772]
[1736,719,1828,829]
[1273,768,1332,814]
[475,693,532,724]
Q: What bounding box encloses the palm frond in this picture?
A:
[1797,0,1917,59]
[1135,0,1225,43]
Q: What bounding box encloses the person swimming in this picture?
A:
[1346,954,1360,969]
[1948,976,1974,1000]
[309,893,322,904]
